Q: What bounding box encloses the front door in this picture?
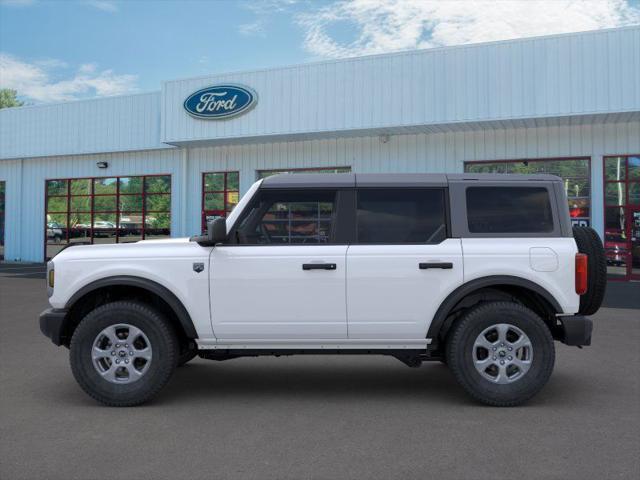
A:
[210,188,348,340]
[346,188,464,339]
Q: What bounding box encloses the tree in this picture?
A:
[0,89,24,109]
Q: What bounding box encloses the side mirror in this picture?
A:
[208,217,227,245]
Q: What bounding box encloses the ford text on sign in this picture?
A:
[183,85,257,119]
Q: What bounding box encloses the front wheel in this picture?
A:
[70,301,179,407]
[446,302,555,407]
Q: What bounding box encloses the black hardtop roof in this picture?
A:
[260,172,562,188]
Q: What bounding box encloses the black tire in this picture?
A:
[446,302,555,407]
[573,226,607,315]
[70,301,178,407]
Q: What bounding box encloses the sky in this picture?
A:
[1,0,639,104]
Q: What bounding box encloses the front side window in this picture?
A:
[466,187,553,234]
[235,190,336,245]
[356,189,447,244]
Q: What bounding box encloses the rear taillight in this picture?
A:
[575,253,588,295]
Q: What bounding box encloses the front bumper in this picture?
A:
[39,308,69,346]
[556,315,593,346]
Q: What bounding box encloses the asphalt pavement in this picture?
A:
[1,265,639,480]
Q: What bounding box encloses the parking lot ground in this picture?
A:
[1,266,639,480]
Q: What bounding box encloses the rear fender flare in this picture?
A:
[427,275,562,346]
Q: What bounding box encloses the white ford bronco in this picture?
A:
[40,173,606,407]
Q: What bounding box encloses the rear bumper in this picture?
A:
[556,315,593,346]
[39,308,68,346]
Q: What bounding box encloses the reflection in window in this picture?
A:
[257,166,351,179]
[45,175,171,259]
[465,158,591,225]
[236,191,336,245]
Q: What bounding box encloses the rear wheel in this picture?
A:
[446,301,555,407]
[70,301,178,407]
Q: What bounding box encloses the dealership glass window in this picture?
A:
[235,190,336,245]
[603,155,640,280]
[0,181,5,260]
[356,189,447,244]
[45,175,171,259]
[257,166,351,179]
[464,158,591,227]
[201,171,239,231]
[466,187,554,234]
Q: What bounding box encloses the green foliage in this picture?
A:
[0,89,24,109]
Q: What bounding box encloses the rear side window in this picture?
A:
[357,189,447,244]
[466,187,554,233]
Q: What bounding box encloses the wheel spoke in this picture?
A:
[473,335,495,351]
[99,364,118,382]
[496,324,510,344]
[133,347,152,361]
[125,364,144,380]
[512,357,532,374]
[494,364,511,384]
[126,326,144,345]
[103,325,119,346]
[508,336,532,351]
[92,346,112,360]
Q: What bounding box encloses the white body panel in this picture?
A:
[462,238,580,314]
[209,245,348,339]
[48,238,215,340]
[346,240,464,339]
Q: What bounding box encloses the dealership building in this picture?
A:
[1,26,639,279]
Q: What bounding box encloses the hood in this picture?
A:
[52,237,208,262]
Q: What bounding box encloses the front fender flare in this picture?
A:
[65,275,198,339]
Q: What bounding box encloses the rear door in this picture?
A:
[210,188,349,340]
[346,188,463,339]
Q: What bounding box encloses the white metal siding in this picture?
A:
[162,27,640,145]
[0,149,183,261]
[0,92,168,160]
[2,120,638,262]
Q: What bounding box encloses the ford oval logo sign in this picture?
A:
[183,84,257,120]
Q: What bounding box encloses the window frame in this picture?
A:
[227,188,352,246]
[201,171,240,232]
[354,187,450,245]
[44,174,172,260]
[602,154,640,281]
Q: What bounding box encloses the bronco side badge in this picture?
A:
[193,262,205,273]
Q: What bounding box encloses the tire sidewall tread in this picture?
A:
[69,300,178,407]
[446,301,555,407]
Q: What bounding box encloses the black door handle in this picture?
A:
[302,263,337,271]
[419,262,453,270]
